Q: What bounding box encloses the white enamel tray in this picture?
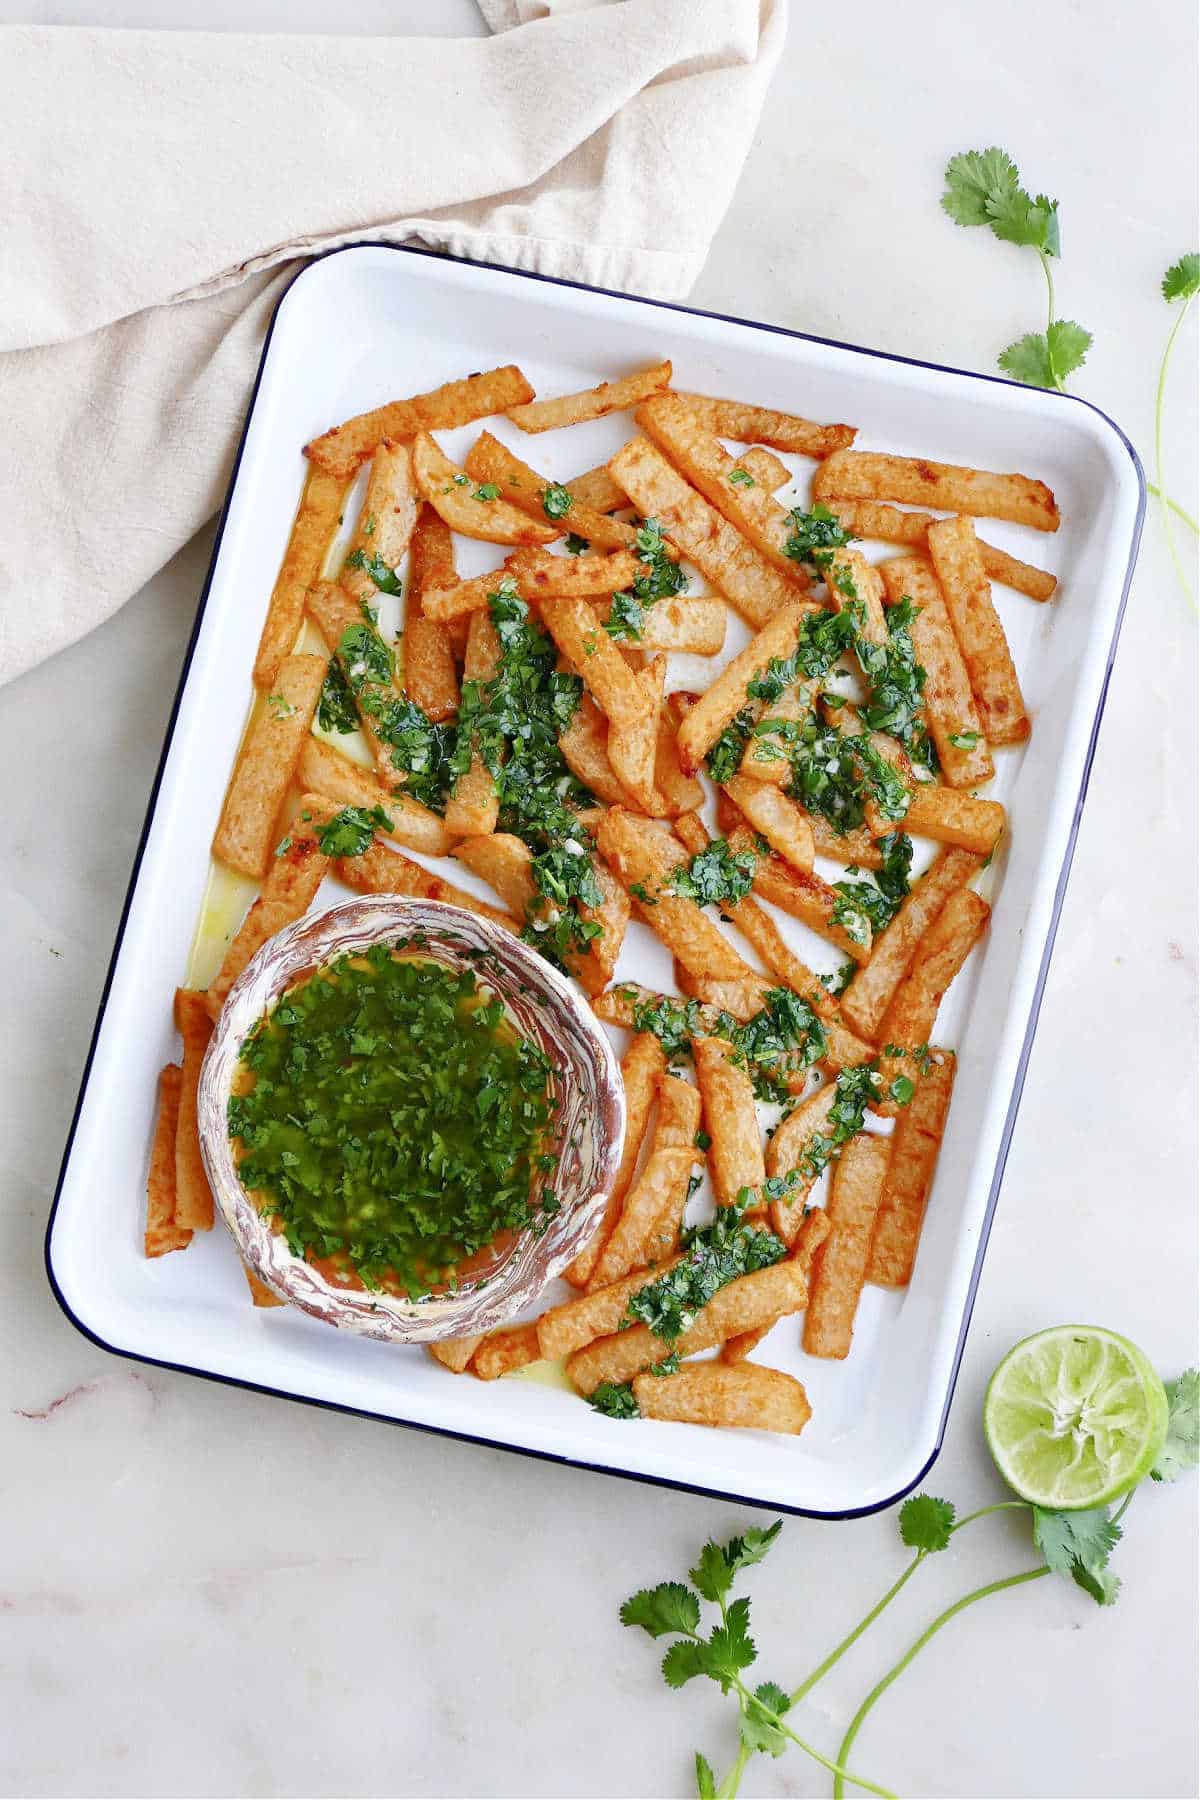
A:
[46,245,1143,1516]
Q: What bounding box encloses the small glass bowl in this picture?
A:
[197,896,625,1343]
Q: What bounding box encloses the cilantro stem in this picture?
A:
[738,1687,896,1800]
[831,1568,1051,1800]
[1146,482,1199,535]
[715,1741,750,1800]
[1038,249,1058,379]
[789,1553,924,1706]
[1154,286,1199,607]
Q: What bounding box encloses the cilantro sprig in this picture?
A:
[1153,253,1200,606]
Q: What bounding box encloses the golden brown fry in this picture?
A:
[336,840,518,934]
[305,365,536,480]
[813,449,1060,532]
[145,1063,190,1257]
[211,655,326,877]
[412,434,558,545]
[823,499,1057,601]
[508,547,643,598]
[339,441,419,613]
[597,808,760,987]
[427,1335,485,1373]
[763,1082,841,1242]
[868,1048,956,1286]
[567,1259,808,1394]
[566,1033,666,1289]
[590,1075,701,1287]
[254,470,348,689]
[507,361,672,434]
[673,393,856,459]
[722,1209,830,1362]
[607,655,665,814]
[824,546,888,645]
[451,833,536,916]
[206,797,337,1023]
[558,690,633,807]
[404,505,460,723]
[608,435,804,630]
[542,1253,684,1359]
[808,814,884,870]
[693,1036,765,1207]
[676,602,808,774]
[737,677,818,785]
[803,1131,891,1359]
[723,775,815,874]
[633,1361,812,1434]
[572,855,632,1000]
[676,969,772,1023]
[298,739,451,854]
[875,889,990,1110]
[927,515,1029,745]
[652,710,706,818]
[879,556,994,788]
[540,597,653,733]
[839,847,982,1041]
[473,1322,542,1381]
[444,610,502,838]
[560,465,630,514]
[421,566,516,624]
[873,784,1005,856]
[602,593,727,657]
[174,988,215,1233]
[464,431,641,554]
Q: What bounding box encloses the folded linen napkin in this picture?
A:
[0,0,784,686]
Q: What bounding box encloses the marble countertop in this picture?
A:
[1,3,1196,1796]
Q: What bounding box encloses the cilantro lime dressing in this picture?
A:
[228,943,557,1297]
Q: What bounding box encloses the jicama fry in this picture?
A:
[803,1131,891,1359]
[464,431,641,554]
[808,813,885,870]
[590,1075,701,1287]
[145,1064,189,1257]
[596,809,760,986]
[599,593,726,657]
[507,360,672,433]
[473,1322,542,1381]
[404,504,460,722]
[427,1335,485,1374]
[813,449,1060,532]
[607,655,666,814]
[558,690,632,807]
[722,1210,830,1362]
[715,795,873,964]
[722,775,815,874]
[540,597,653,733]
[874,888,990,1110]
[823,546,888,645]
[451,833,536,917]
[211,654,326,877]
[569,860,631,999]
[927,515,1030,745]
[508,547,643,598]
[693,1036,765,1207]
[298,739,451,854]
[305,365,535,480]
[411,434,558,547]
[578,442,790,516]
[632,1361,812,1434]
[672,393,856,459]
[652,709,706,817]
[676,968,772,1023]
[306,581,400,785]
[174,989,215,1233]
[444,610,501,838]
[339,441,419,613]
[737,677,818,784]
[206,796,337,1022]
[676,602,808,773]
[253,469,348,689]
[335,840,518,934]
[422,565,517,623]
[868,1048,956,1286]
[566,1033,666,1289]
[839,847,982,1041]
[879,556,994,788]
[823,499,1056,601]
[567,1259,810,1394]
[763,1081,841,1242]
[871,783,1005,856]
[543,1253,685,1358]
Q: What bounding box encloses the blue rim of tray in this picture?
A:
[44,241,1146,1520]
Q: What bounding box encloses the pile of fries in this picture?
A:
[148,352,1060,1435]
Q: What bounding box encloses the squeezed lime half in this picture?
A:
[984,1325,1169,1510]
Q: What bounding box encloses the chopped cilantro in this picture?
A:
[317,659,359,735]
[626,1200,787,1344]
[541,484,573,520]
[728,466,756,488]
[564,533,591,555]
[667,839,758,908]
[783,503,854,569]
[834,832,913,940]
[473,483,502,502]
[314,804,394,858]
[589,1380,640,1419]
[344,546,403,596]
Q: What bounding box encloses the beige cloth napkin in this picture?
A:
[0,0,784,687]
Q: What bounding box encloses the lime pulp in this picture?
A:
[984,1325,1169,1510]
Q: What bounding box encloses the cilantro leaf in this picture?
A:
[564,532,590,555]
[899,1494,956,1552]
[689,1541,734,1603]
[621,1582,702,1638]
[941,147,1023,228]
[739,1682,791,1758]
[1071,1561,1122,1607]
[1161,254,1200,303]
[705,1596,757,1690]
[662,1641,711,1688]
[998,332,1055,387]
[1033,1505,1121,1605]
[541,483,573,519]
[344,547,403,595]
[722,1520,783,1575]
[1150,1368,1199,1481]
[317,658,358,735]
[694,1751,717,1798]
[314,804,393,858]
[627,1204,786,1344]
[668,839,758,908]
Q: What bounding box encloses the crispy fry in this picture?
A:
[558,690,632,807]
[633,1361,812,1434]
[339,441,419,613]
[305,365,535,480]
[566,1033,666,1289]
[427,1335,485,1374]
[693,1036,765,1207]
[211,655,326,877]
[813,449,1060,531]
[875,889,990,1110]
[559,464,630,514]
[578,442,790,516]
[637,394,814,581]
[464,431,641,554]
[404,505,460,723]
[607,655,666,814]
[927,516,1029,745]
[206,796,337,1022]
[540,597,653,733]
[444,610,502,838]
[572,856,632,999]
[653,709,706,817]
[764,1081,840,1242]
[506,360,672,434]
[809,813,884,870]
[244,1266,284,1308]
[451,833,536,916]
[608,435,804,630]
[874,783,1005,856]
[880,556,994,788]
[722,1210,830,1362]
[824,546,888,645]
[306,581,401,785]
[508,547,643,598]
[253,470,348,689]
[676,602,808,773]
[722,775,815,874]
[298,739,451,854]
[597,808,760,986]
[590,1075,701,1287]
[673,393,856,459]
[473,1322,542,1381]
[174,988,215,1233]
[803,1131,891,1359]
[542,1252,684,1359]
[737,676,818,784]
[823,499,1056,601]
[839,847,982,1041]
[145,1063,189,1257]
[567,1259,809,1394]
[421,566,517,623]
[411,434,558,545]
[599,593,726,657]
[335,840,518,934]
[868,1049,956,1286]
[676,968,772,1023]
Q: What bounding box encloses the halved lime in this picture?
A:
[984,1325,1169,1510]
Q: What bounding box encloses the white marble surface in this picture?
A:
[2,3,1197,1797]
